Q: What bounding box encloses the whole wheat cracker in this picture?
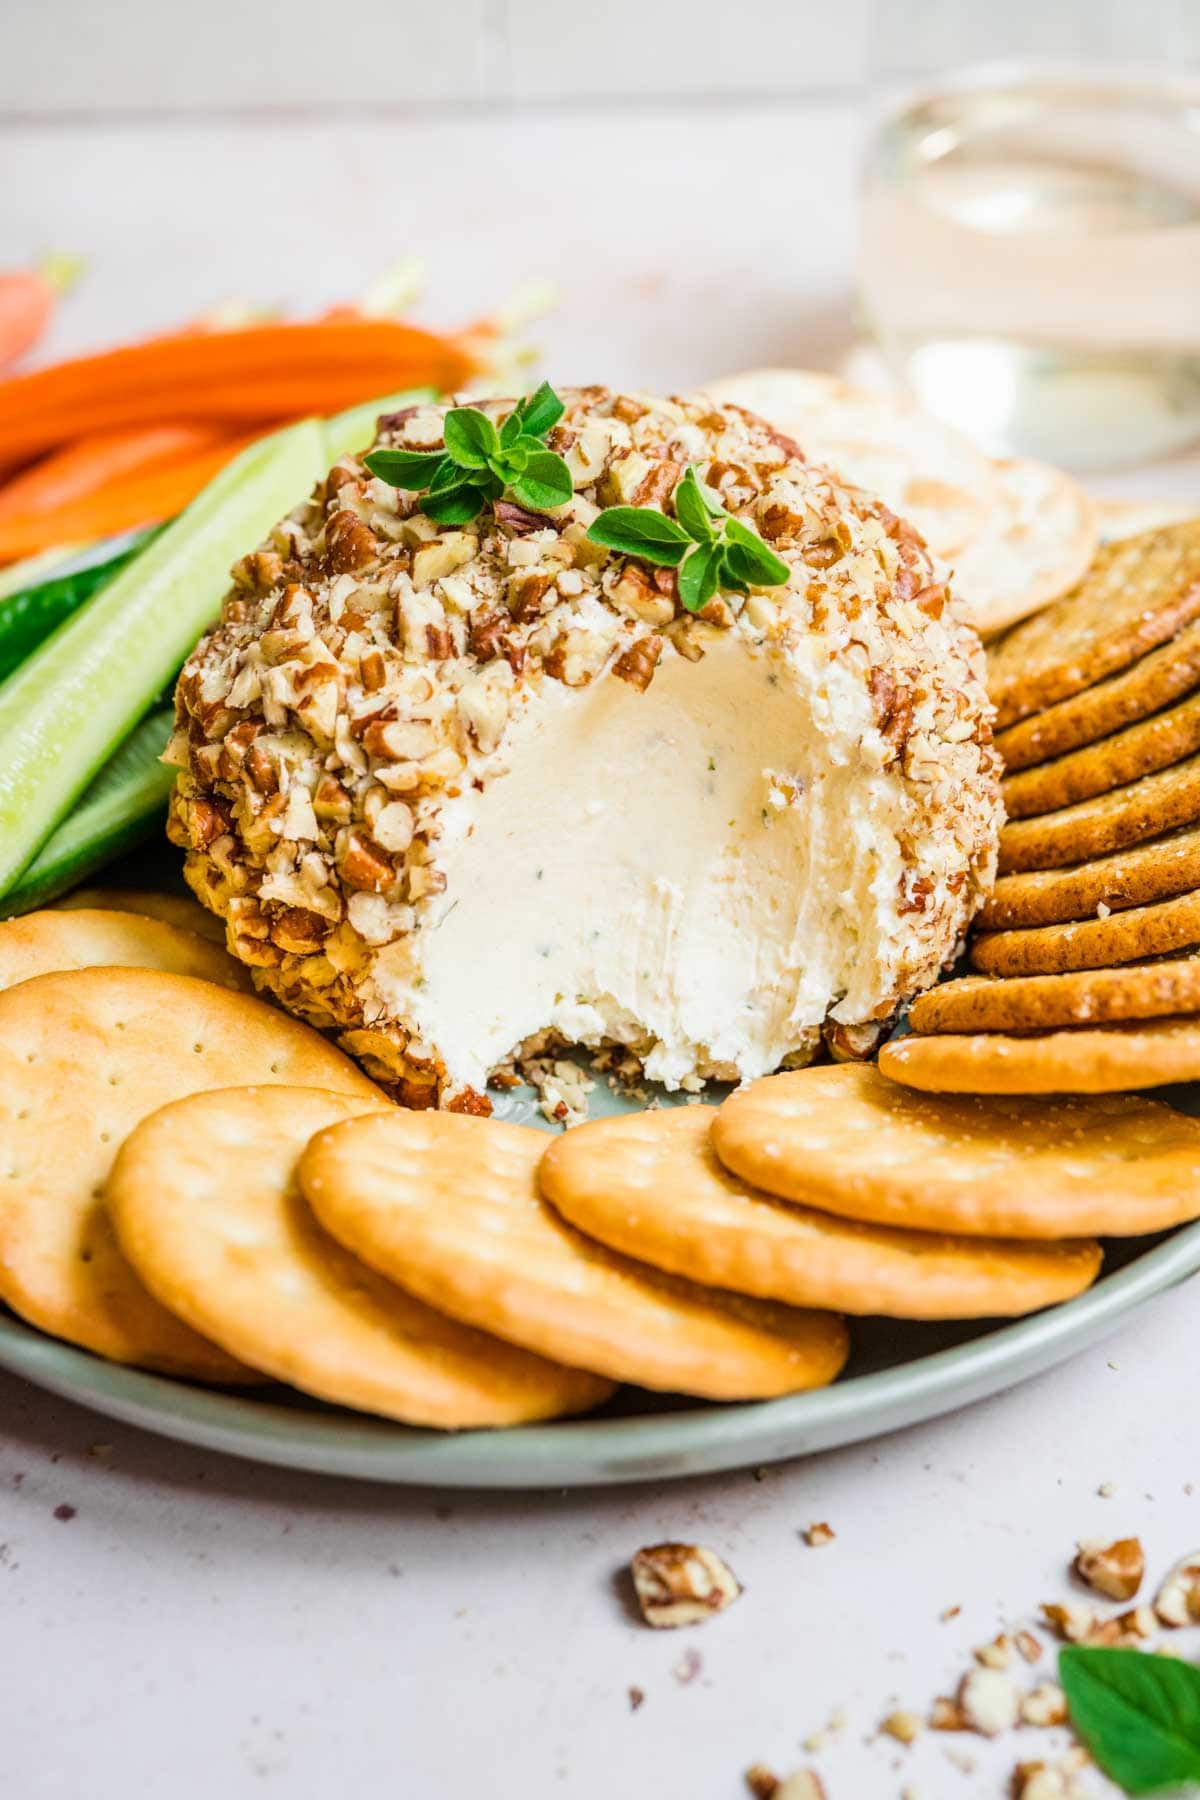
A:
[971,888,1200,976]
[999,751,1200,873]
[1002,689,1200,820]
[995,618,1200,774]
[987,523,1200,729]
[910,962,1200,1034]
[980,824,1200,929]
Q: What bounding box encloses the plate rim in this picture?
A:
[2,1218,1198,1489]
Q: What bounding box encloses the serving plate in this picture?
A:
[3,1058,1199,1488]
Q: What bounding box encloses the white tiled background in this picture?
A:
[2,0,1196,113]
[3,7,1200,1799]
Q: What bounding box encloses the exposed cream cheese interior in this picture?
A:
[369,631,912,1095]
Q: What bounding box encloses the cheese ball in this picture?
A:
[169,387,1002,1110]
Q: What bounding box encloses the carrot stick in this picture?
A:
[0,423,232,522]
[0,432,263,562]
[0,320,476,463]
[0,255,83,371]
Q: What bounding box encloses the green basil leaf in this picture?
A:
[678,542,722,613]
[499,408,525,450]
[363,447,447,489]
[1060,1647,1200,1795]
[513,380,565,440]
[510,450,574,512]
[443,406,501,470]
[723,516,790,585]
[674,467,720,544]
[423,482,486,525]
[586,508,691,565]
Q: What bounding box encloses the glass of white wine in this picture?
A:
[858,64,1200,471]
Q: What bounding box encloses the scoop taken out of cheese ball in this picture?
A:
[169,387,1002,1111]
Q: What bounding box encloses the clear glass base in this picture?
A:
[877,332,1200,472]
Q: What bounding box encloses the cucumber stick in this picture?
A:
[0,418,328,896]
[0,534,158,685]
[0,709,175,916]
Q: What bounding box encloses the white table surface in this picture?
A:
[2,101,1199,1800]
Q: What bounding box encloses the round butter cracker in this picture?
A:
[109,1087,610,1428]
[54,886,227,945]
[880,1017,1200,1102]
[300,1110,849,1401]
[0,967,383,1375]
[0,907,251,995]
[540,1105,1101,1320]
[712,1063,1200,1239]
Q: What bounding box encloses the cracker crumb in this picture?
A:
[673,1647,704,1685]
[627,1686,645,1713]
[803,1521,836,1548]
[1097,1481,1116,1498]
[939,1604,962,1623]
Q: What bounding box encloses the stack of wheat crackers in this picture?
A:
[883,521,1200,1097]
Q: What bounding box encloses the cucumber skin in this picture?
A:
[0,390,427,899]
[0,419,328,896]
[0,542,148,685]
[0,708,176,915]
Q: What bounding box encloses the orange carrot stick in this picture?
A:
[0,256,83,371]
[0,432,263,562]
[0,423,232,521]
[0,320,476,463]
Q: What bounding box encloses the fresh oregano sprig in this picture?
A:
[364,381,574,526]
[586,465,790,613]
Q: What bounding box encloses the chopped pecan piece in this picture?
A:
[612,634,662,692]
[630,1543,740,1628]
[325,509,378,574]
[1073,1536,1144,1602]
[338,832,395,893]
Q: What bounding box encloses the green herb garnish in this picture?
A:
[1059,1646,1200,1795]
[586,465,790,613]
[364,382,573,525]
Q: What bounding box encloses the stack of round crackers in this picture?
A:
[883,522,1200,1096]
[0,900,1107,1425]
[4,890,1199,1430]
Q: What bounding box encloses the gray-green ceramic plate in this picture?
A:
[2,1054,1199,1488]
